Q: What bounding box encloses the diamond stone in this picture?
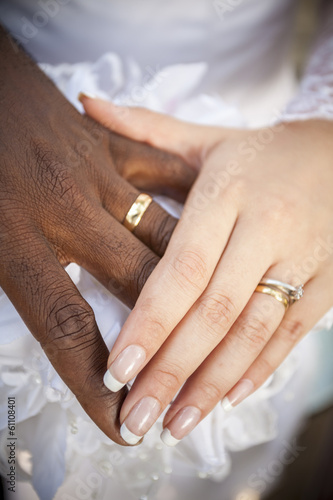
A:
[293,285,304,300]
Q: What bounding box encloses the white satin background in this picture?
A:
[0,1,333,500]
[0,0,299,126]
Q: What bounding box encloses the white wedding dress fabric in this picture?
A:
[1,1,333,500]
[283,0,333,122]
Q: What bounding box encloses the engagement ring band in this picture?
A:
[123,193,153,232]
[259,278,304,306]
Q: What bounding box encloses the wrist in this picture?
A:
[0,24,69,116]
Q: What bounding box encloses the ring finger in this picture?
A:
[161,272,314,445]
[228,272,333,402]
[64,204,161,308]
[100,174,179,257]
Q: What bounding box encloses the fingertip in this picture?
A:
[120,422,143,445]
[81,96,130,130]
[160,428,180,447]
[221,396,233,412]
[77,91,97,103]
[103,369,126,392]
[78,92,116,114]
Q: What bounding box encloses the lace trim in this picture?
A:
[282,1,333,122]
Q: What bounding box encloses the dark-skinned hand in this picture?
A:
[0,26,196,444]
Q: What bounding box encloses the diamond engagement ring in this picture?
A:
[259,278,304,305]
[255,278,304,309]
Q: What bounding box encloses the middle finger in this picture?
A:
[117,220,273,443]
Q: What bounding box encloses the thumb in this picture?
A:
[79,93,224,167]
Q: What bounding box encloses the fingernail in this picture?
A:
[221,379,254,412]
[103,344,146,392]
[78,91,97,102]
[120,396,161,445]
[160,406,201,447]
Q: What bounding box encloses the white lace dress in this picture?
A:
[0,1,333,499]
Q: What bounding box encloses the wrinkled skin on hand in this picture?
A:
[0,26,196,444]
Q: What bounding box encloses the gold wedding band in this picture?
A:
[255,284,290,310]
[123,193,153,232]
[259,278,304,305]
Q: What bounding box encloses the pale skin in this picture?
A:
[82,95,333,444]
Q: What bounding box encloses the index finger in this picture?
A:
[103,165,238,392]
[110,129,197,203]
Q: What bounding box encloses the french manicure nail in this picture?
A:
[160,406,201,447]
[120,396,161,445]
[78,91,97,102]
[221,379,254,412]
[103,344,146,392]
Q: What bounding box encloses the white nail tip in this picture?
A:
[120,423,142,445]
[103,370,125,392]
[160,429,180,447]
[78,91,97,100]
[221,397,234,412]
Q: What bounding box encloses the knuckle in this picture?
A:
[260,194,296,226]
[146,320,169,345]
[197,291,236,334]
[197,378,222,404]
[170,248,208,292]
[256,356,276,379]
[33,142,73,196]
[44,294,97,351]
[237,315,271,352]
[133,305,169,345]
[31,141,92,221]
[278,318,304,344]
[151,367,183,395]
[145,318,169,345]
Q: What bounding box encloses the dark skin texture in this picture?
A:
[0,26,196,445]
